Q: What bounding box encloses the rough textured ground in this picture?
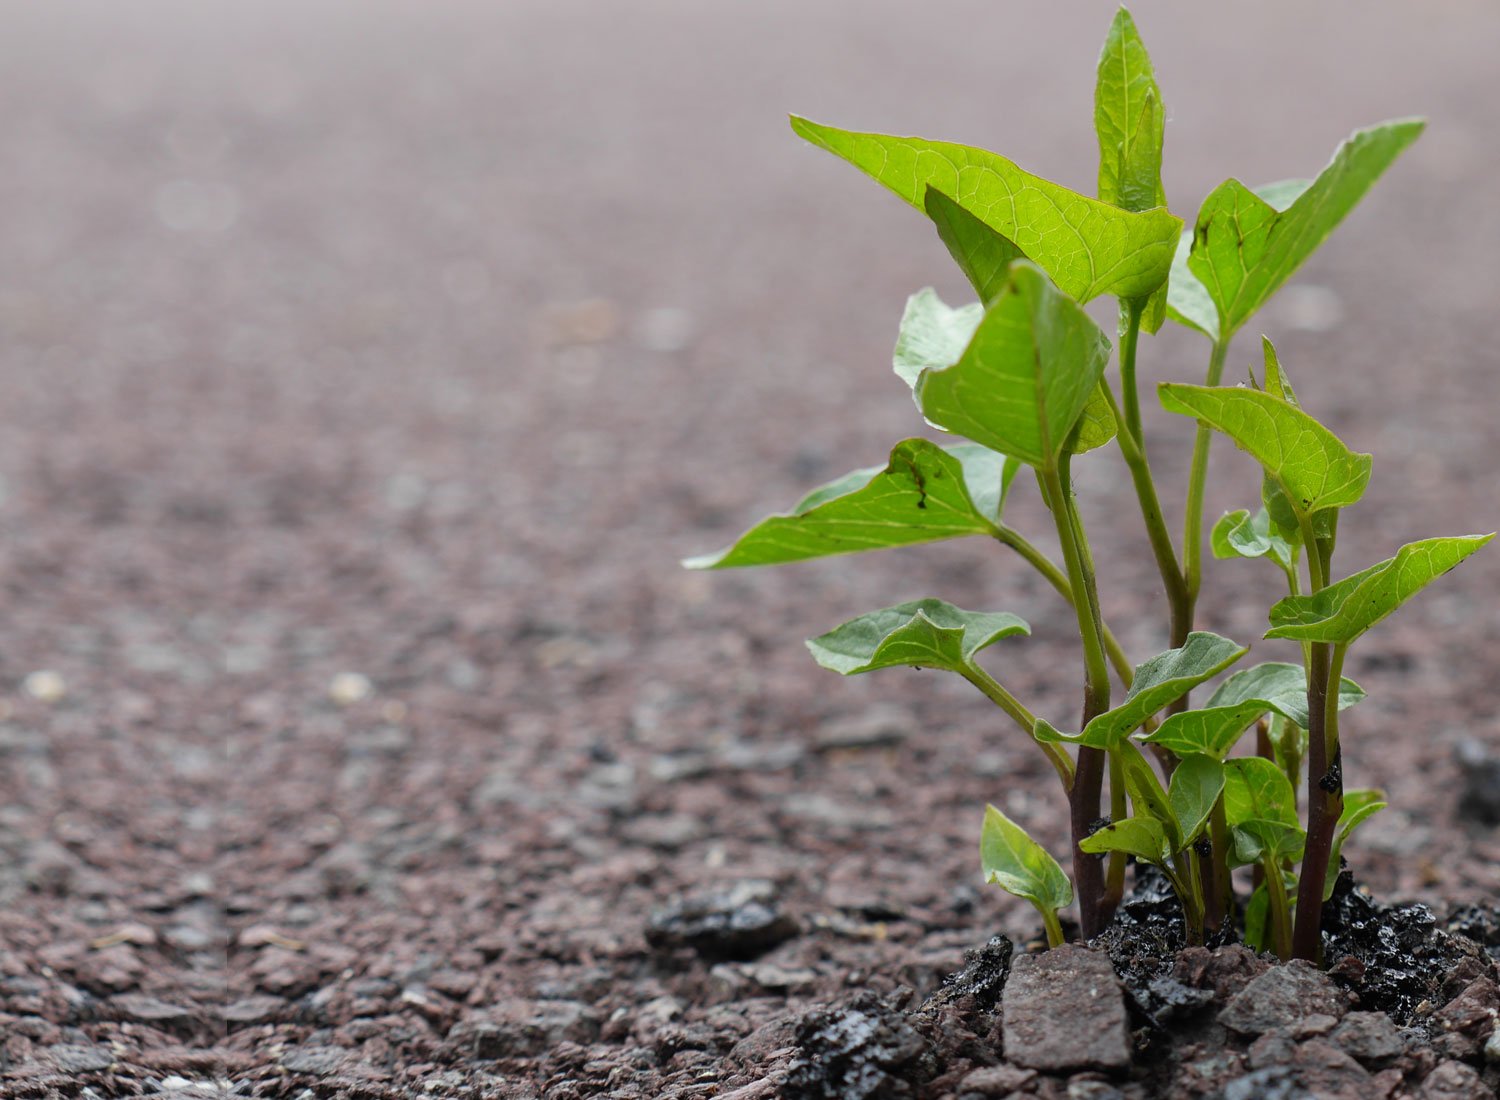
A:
[0,1,1496,1096]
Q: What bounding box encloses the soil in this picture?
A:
[0,2,1497,1098]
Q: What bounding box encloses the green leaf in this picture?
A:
[981,804,1073,915]
[807,598,1029,676]
[1158,383,1372,521]
[923,187,1024,306]
[1079,815,1173,866]
[1144,701,1272,761]
[892,287,981,391]
[790,115,1182,302]
[1266,534,1495,644]
[916,262,1112,469]
[685,439,1008,569]
[1259,336,1299,406]
[1039,632,1248,749]
[1095,7,1166,214]
[1231,818,1306,867]
[1069,384,1119,455]
[1323,789,1387,899]
[1211,508,1297,572]
[1165,230,1219,341]
[1206,661,1365,729]
[1184,119,1424,338]
[1168,754,1226,843]
[1223,757,1299,829]
[1120,746,1182,852]
[1243,882,1271,951]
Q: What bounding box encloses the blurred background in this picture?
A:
[0,0,1494,1089]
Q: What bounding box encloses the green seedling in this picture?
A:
[685,7,1490,962]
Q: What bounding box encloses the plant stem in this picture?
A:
[1118,297,1146,444]
[993,526,1134,687]
[1181,338,1231,607]
[964,663,1074,790]
[1042,456,1113,939]
[1041,906,1065,950]
[1263,857,1294,960]
[1105,751,1128,910]
[1099,380,1192,648]
[1292,642,1347,962]
[1204,796,1232,932]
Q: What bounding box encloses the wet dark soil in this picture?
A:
[0,1,1497,1097]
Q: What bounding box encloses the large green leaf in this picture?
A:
[807,598,1029,676]
[685,439,1008,569]
[790,116,1182,301]
[1207,661,1365,729]
[1037,632,1248,748]
[981,804,1073,914]
[916,262,1112,469]
[1323,789,1387,899]
[1158,383,1372,521]
[1183,119,1423,337]
[1168,754,1226,843]
[1223,758,1299,829]
[1143,701,1275,761]
[1266,535,1494,644]
[1080,815,1173,866]
[1093,6,1168,332]
[923,186,1024,306]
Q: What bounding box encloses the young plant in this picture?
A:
[685,8,1490,962]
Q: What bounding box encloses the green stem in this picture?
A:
[1106,751,1128,910]
[1040,906,1065,950]
[1118,297,1146,443]
[1292,641,1347,962]
[964,663,1074,791]
[1263,857,1294,961]
[1041,456,1113,938]
[1204,796,1232,933]
[1181,338,1231,605]
[992,526,1134,687]
[1099,380,1192,648]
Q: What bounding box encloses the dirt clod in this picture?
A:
[1002,944,1131,1074]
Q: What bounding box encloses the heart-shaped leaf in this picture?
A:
[790,116,1182,302]
[1168,754,1226,843]
[1159,383,1372,521]
[916,262,1113,469]
[1037,632,1248,748]
[1143,701,1276,761]
[1266,535,1494,644]
[1206,661,1366,730]
[1323,789,1387,899]
[1079,815,1173,866]
[685,439,1011,569]
[1212,508,1297,572]
[1180,119,1424,338]
[1230,818,1306,868]
[807,599,1029,676]
[923,187,1024,306]
[1223,758,1299,829]
[981,804,1073,915]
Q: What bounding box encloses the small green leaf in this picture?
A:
[807,598,1029,676]
[981,804,1073,915]
[923,187,1024,306]
[1079,815,1173,866]
[790,116,1182,302]
[1243,882,1271,951]
[1158,383,1372,521]
[892,288,982,390]
[1168,754,1226,843]
[1260,337,1299,406]
[1069,384,1119,455]
[1165,230,1219,341]
[1041,632,1248,749]
[1184,119,1424,337]
[1231,819,1306,867]
[1266,535,1494,644]
[1206,661,1365,729]
[1223,757,1299,829]
[1211,508,1297,572]
[917,262,1112,469]
[686,439,1008,569]
[1323,790,1387,899]
[1093,7,1169,333]
[1120,747,1182,853]
[1143,701,1272,761]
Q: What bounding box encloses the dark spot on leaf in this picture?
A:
[1193,836,1213,857]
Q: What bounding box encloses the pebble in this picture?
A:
[22,670,66,703]
[327,672,373,706]
[1001,945,1131,1074]
[1218,961,1350,1036]
[646,880,800,961]
[447,1000,600,1059]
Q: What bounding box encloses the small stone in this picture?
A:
[22,670,66,703]
[1485,1029,1500,1062]
[1219,961,1350,1036]
[1332,1011,1406,1066]
[447,1000,600,1059]
[813,705,911,752]
[1430,975,1499,1057]
[1001,944,1130,1074]
[782,992,927,1100]
[646,880,799,961]
[1419,1060,1490,1099]
[47,1044,114,1074]
[223,995,287,1025]
[281,1045,346,1075]
[111,994,194,1028]
[957,1065,1037,1097]
[327,672,373,706]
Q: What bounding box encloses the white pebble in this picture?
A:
[22,670,66,703]
[327,672,373,706]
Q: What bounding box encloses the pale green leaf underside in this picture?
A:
[1212,508,1296,571]
[923,186,1025,306]
[981,804,1073,913]
[1185,119,1424,337]
[790,115,1182,302]
[917,262,1111,469]
[1266,534,1494,643]
[807,598,1029,676]
[685,439,1007,569]
[1159,383,1371,519]
[1206,661,1365,729]
[1039,632,1248,749]
[893,288,982,390]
